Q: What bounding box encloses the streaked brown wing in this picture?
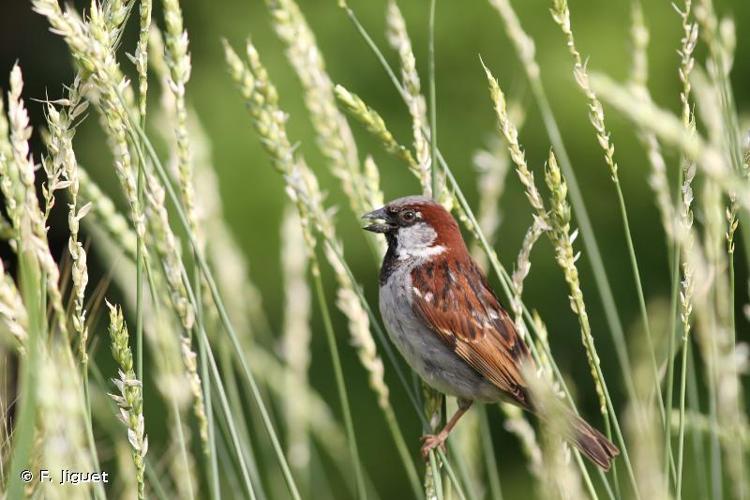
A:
[410,257,533,408]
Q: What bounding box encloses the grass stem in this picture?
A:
[311,259,367,499]
[428,0,438,199]
[428,450,444,500]
[478,407,503,500]
[5,253,42,500]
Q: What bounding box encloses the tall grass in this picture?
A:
[0,0,747,499]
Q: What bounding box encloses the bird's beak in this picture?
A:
[361,207,395,233]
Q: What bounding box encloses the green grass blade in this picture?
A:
[5,252,43,500]
[218,341,269,500]
[428,0,439,199]
[428,450,444,500]
[311,259,368,499]
[384,405,424,499]
[478,407,503,500]
[664,241,681,490]
[171,397,196,500]
[196,279,222,500]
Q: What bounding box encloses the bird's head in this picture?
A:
[362,195,466,259]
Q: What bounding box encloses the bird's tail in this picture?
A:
[568,413,619,471]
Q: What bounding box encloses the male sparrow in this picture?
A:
[363,195,619,470]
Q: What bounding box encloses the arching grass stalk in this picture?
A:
[483,61,635,494]
[550,0,658,426]
[627,3,679,485]
[134,0,152,393]
[223,36,423,496]
[675,251,694,500]
[135,147,145,386]
[543,150,631,482]
[162,0,222,487]
[487,0,631,403]
[262,0,375,222]
[149,26,221,496]
[43,98,107,500]
[32,0,137,386]
[137,201,229,500]
[197,277,220,500]
[386,0,431,199]
[703,185,723,500]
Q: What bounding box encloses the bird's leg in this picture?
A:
[420,399,473,459]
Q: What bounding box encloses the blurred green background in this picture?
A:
[2,0,749,497]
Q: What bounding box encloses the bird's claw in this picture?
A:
[420,433,447,460]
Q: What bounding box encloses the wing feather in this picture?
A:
[411,257,533,408]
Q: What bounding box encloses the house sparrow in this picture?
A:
[363,195,619,470]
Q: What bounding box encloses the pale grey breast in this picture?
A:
[379,259,504,403]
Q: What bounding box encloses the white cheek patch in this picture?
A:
[396,223,445,260]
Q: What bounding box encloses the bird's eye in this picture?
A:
[401,210,416,223]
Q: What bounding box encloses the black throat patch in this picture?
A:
[379,233,399,285]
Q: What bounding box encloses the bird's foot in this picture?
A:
[420,432,447,460]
